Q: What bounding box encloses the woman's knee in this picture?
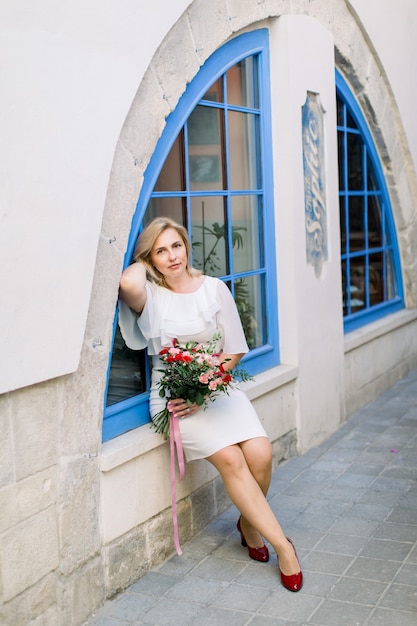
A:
[239,438,272,477]
[206,444,247,476]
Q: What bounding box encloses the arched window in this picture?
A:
[336,72,404,333]
[103,30,278,441]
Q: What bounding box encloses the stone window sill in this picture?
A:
[344,308,417,353]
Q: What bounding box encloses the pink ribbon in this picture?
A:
[169,413,185,555]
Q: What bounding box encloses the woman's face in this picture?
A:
[150,227,188,280]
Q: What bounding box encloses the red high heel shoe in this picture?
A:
[237,518,269,563]
[279,537,303,592]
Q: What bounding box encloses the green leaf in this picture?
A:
[195,391,205,406]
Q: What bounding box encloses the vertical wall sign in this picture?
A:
[302,92,328,277]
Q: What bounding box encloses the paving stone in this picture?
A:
[359,538,413,561]
[394,563,417,586]
[341,503,392,521]
[344,556,401,582]
[302,550,353,575]
[258,588,322,622]
[329,576,388,605]
[365,607,417,626]
[378,582,417,612]
[130,572,182,597]
[140,596,204,625]
[211,582,271,611]
[308,599,372,626]
[316,533,369,556]
[372,521,417,542]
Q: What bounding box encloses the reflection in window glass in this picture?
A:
[188,107,225,191]
[190,196,228,276]
[337,131,345,191]
[369,252,383,306]
[386,249,397,300]
[228,111,259,190]
[339,196,347,255]
[106,327,147,407]
[349,256,366,312]
[233,274,264,349]
[144,197,185,226]
[231,195,262,273]
[226,57,258,108]
[347,132,363,190]
[202,78,223,103]
[348,196,364,250]
[154,133,185,192]
[368,196,383,248]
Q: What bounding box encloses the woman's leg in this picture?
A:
[237,437,272,547]
[206,443,300,577]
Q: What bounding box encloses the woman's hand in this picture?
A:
[167,398,198,419]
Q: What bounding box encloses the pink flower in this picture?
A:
[199,373,209,384]
[208,380,218,391]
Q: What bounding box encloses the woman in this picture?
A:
[118,217,303,592]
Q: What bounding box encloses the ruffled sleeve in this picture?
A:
[117,282,154,350]
[215,279,249,355]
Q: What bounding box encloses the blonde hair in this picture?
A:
[133,217,201,288]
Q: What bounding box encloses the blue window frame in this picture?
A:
[336,72,404,333]
[103,30,278,442]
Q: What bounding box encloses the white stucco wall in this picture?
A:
[0,0,190,393]
[348,0,417,171]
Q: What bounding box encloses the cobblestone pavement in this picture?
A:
[86,368,417,625]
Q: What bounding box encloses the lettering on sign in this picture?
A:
[302,92,328,277]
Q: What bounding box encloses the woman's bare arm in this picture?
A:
[219,352,245,371]
[119,262,148,313]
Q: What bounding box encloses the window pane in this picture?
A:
[386,248,398,300]
[154,133,185,191]
[188,105,222,146]
[338,131,345,191]
[347,132,363,189]
[339,196,346,254]
[367,154,379,190]
[231,195,262,272]
[369,252,383,305]
[337,99,344,126]
[348,196,365,251]
[341,259,348,315]
[144,197,185,226]
[233,274,264,349]
[202,78,223,103]
[187,106,225,191]
[349,256,366,311]
[346,109,358,130]
[228,111,259,189]
[106,327,147,406]
[226,57,258,108]
[368,195,383,248]
[190,196,228,276]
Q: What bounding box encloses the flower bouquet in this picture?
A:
[151,333,253,439]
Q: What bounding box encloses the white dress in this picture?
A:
[118,275,267,461]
